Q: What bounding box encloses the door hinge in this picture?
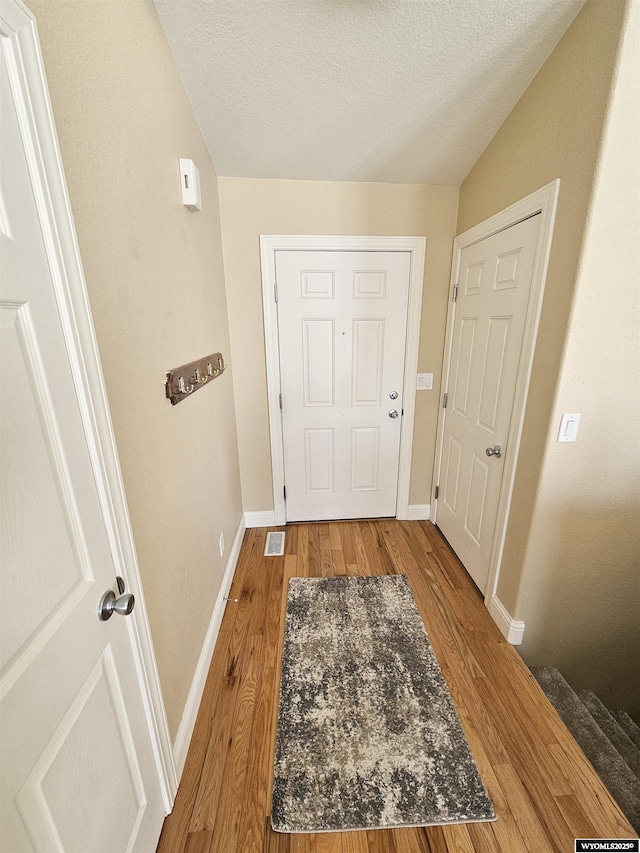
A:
[279,392,282,410]
[453,284,459,302]
[434,486,439,500]
[443,392,448,408]
[274,283,278,302]
[283,485,286,500]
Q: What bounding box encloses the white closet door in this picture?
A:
[436,214,541,592]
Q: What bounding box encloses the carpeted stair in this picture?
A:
[613,710,640,751]
[531,666,640,833]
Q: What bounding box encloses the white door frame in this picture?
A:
[2,0,177,807]
[432,181,559,637]
[260,235,426,525]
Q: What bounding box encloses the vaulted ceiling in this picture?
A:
[153,0,585,184]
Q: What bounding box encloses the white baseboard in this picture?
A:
[245,510,277,528]
[488,595,525,645]
[407,504,431,521]
[172,513,246,780]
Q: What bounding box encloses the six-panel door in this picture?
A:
[436,215,541,592]
[276,251,411,521]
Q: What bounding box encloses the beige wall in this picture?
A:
[31,0,243,739]
[218,179,459,512]
[458,0,639,716]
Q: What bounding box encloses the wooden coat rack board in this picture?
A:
[165,352,225,405]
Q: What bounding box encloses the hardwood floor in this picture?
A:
[156,520,634,852]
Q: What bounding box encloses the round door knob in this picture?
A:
[98,589,136,621]
[485,445,502,459]
[389,409,399,419]
[113,593,135,616]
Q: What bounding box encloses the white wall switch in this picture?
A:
[219,531,225,557]
[416,373,433,390]
[179,158,201,211]
[558,413,581,442]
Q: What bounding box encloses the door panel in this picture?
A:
[302,319,334,406]
[452,317,476,416]
[0,302,93,683]
[15,652,145,853]
[352,319,384,405]
[478,317,510,432]
[305,428,334,492]
[436,215,541,592]
[277,250,410,521]
[0,29,164,852]
[443,435,463,512]
[351,427,380,491]
[466,454,489,543]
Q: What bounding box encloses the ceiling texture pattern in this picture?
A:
[153,0,585,184]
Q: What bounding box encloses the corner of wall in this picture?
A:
[488,596,525,645]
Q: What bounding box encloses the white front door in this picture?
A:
[1,17,165,853]
[276,250,411,521]
[435,214,541,593]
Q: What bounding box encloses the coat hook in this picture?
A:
[166,352,225,404]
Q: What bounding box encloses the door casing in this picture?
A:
[261,235,426,525]
[432,180,560,640]
[1,0,176,808]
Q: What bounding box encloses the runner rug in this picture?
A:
[271,575,495,833]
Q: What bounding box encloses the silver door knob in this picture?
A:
[98,577,135,621]
[486,445,502,458]
[389,409,399,419]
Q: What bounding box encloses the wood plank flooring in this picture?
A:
[157,520,634,853]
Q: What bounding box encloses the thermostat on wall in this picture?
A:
[179,158,201,211]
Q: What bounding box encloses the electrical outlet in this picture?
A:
[219,531,225,558]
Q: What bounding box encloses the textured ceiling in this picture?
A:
[153,0,585,184]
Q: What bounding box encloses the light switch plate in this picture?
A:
[558,413,581,442]
[416,373,433,390]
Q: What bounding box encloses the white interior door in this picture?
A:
[0,22,165,853]
[276,250,411,521]
[435,214,541,593]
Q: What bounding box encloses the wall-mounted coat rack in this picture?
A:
[165,352,225,405]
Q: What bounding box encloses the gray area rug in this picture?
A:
[271,575,495,833]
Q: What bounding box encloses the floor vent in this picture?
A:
[264,531,285,556]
